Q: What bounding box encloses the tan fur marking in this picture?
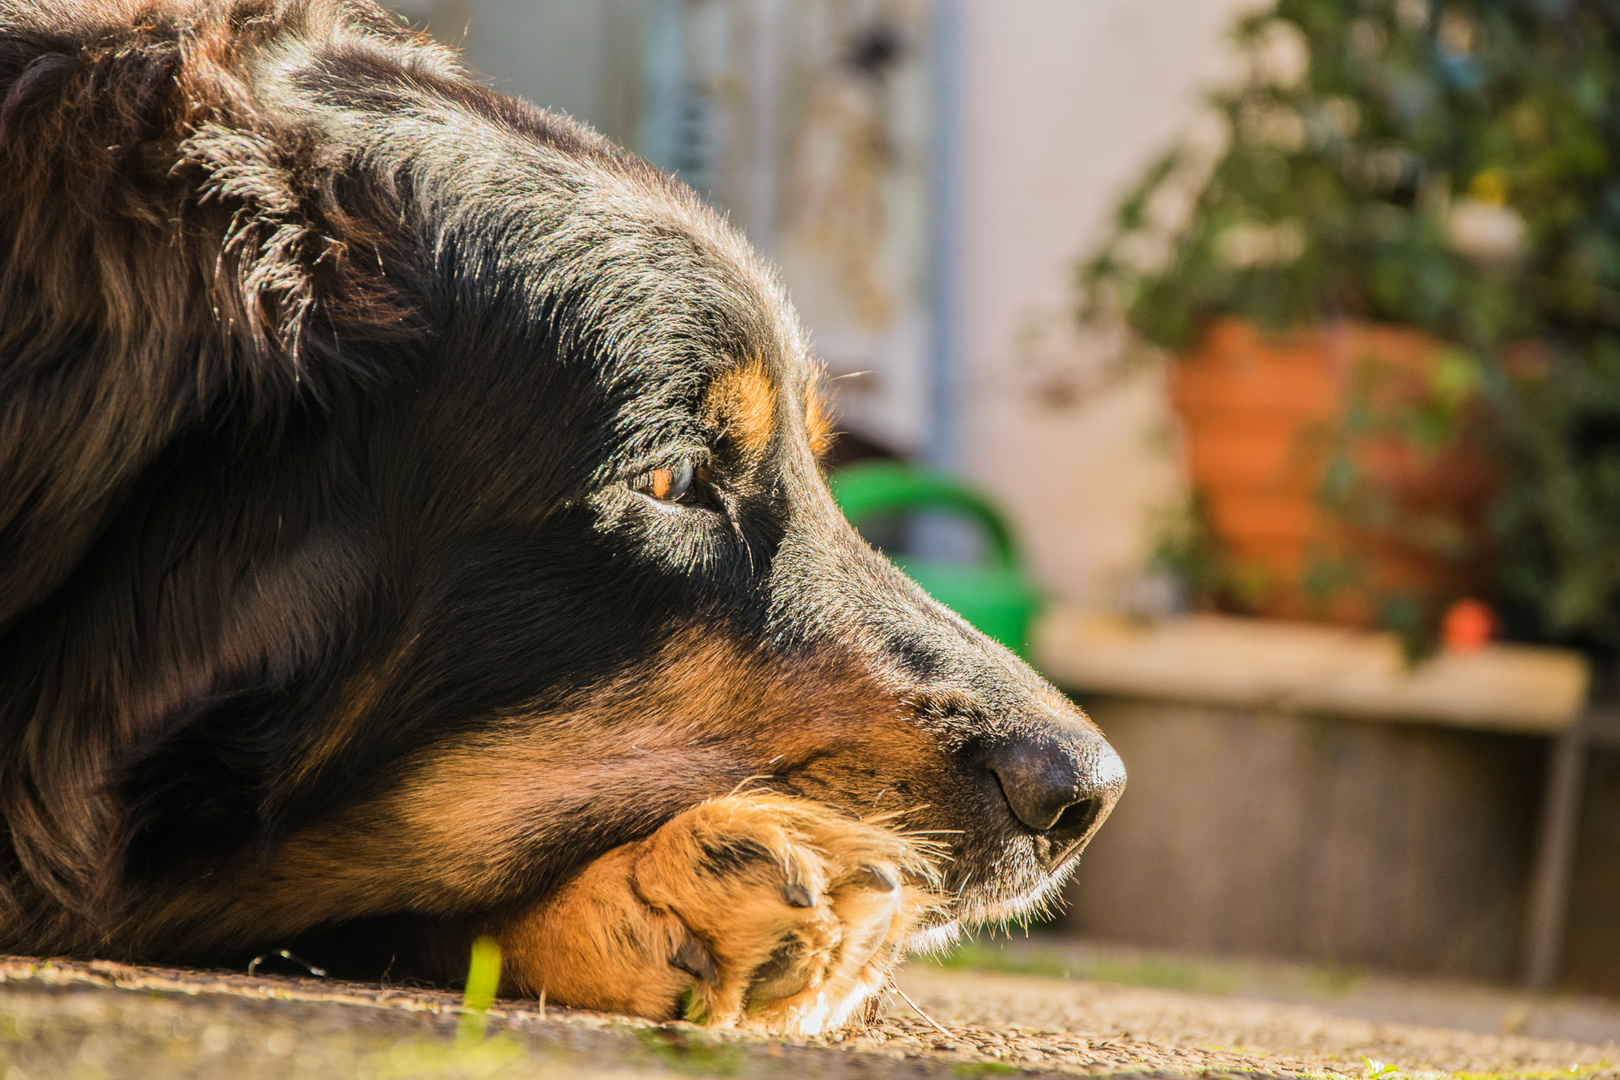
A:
[392,633,941,865]
[805,376,835,460]
[705,360,777,456]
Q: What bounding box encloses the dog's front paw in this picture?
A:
[493,794,935,1034]
[635,794,936,1033]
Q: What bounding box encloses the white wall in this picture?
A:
[954,0,1258,608]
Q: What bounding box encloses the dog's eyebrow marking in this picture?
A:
[704,358,777,456]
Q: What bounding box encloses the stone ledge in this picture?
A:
[1034,610,1590,734]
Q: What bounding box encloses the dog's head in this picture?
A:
[0,0,1121,961]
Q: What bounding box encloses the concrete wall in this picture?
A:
[1063,698,1546,982]
[1563,747,1620,994]
[1063,695,1620,992]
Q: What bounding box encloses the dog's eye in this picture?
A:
[633,459,696,503]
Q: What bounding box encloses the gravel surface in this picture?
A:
[3,951,1617,1079]
[890,962,1620,1077]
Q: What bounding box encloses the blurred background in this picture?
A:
[384,0,1619,999]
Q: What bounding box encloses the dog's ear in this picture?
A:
[0,7,403,629]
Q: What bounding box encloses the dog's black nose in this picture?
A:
[983,721,1125,865]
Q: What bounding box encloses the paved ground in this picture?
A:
[3,940,1617,1079]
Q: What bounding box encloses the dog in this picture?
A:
[0,0,1124,1034]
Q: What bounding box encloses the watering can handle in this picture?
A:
[828,463,1021,572]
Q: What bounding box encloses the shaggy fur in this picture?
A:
[0,0,1124,1033]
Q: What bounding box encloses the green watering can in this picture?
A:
[830,462,1042,658]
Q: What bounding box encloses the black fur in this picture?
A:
[0,0,1122,981]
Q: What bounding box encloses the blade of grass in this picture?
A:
[456,935,502,1046]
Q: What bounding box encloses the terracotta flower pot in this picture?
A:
[1170,318,1495,628]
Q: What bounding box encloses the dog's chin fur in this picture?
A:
[0,0,1122,1030]
[909,873,1076,954]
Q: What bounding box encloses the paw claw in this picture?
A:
[747,941,813,1006]
[781,882,817,908]
[672,934,719,983]
[855,864,898,893]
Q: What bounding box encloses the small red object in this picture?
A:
[1442,598,1495,652]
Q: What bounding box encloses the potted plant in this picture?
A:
[1082,0,1620,656]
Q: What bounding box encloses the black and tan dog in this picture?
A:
[0,0,1124,1034]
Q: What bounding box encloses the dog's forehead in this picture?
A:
[244,8,817,410]
[557,203,812,457]
[559,176,812,401]
[469,133,817,446]
[293,45,822,455]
